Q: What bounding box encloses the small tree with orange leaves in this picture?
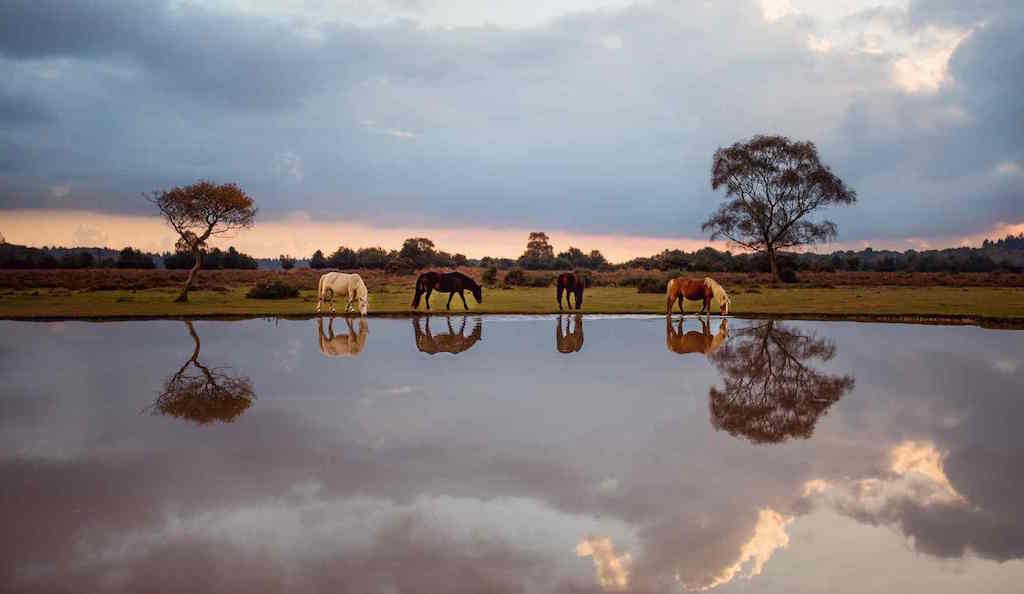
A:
[148,181,256,302]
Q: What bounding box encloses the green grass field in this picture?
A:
[2,284,1023,326]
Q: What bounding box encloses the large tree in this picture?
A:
[399,237,437,269]
[703,135,856,281]
[519,232,555,269]
[148,181,256,302]
[707,320,854,444]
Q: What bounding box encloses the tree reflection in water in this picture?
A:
[708,320,854,443]
[412,315,483,355]
[556,314,584,353]
[151,321,255,424]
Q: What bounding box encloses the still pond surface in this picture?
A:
[1,316,1023,594]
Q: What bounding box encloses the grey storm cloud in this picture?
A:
[0,0,1021,241]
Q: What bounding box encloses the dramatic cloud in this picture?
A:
[576,536,633,591]
[0,0,1019,245]
[684,508,794,592]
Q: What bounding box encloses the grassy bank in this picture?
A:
[2,284,1023,327]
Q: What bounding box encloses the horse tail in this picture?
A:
[318,274,326,302]
[411,274,425,308]
[665,277,677,315]
[704,277,730,314]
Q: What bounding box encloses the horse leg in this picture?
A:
[425,288,432,310]
[557,286,564,311]
[459,290,469,310]
[666,292,674,316]
[446,292,454,310]
[575,288,583,310]
[677,295,685,316]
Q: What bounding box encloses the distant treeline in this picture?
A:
[163,247,258,270]
[619,244,1024,274]
[0,243,260,270]
[3,231,1024,273]
[307,232,1024,275]
[0,244,157,269]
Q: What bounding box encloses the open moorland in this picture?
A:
[2,268,1023,326]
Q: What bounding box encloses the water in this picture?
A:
[1,316,1022,594]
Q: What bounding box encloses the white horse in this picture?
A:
[316,272,368,315]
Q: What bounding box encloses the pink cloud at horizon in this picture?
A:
[2,210,1022,263]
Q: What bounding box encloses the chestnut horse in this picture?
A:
[665,276,731,316]
[556,272,585,310]
[665,318,729,356]
[412,271,483,310]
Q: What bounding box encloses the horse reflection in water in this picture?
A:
[666,317,729,356]
[556,314,584,353]
[707,320,855,444]
[317,316,369,357]
[413,315,483,355]
[150,321,255,424]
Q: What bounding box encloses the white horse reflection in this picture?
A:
[317,316,369,357]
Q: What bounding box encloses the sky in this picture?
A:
[0,0,1021,258]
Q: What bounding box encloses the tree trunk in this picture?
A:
[768,246,780,283]
[175,250,202,302]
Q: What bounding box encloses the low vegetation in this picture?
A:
[246,279,300,299]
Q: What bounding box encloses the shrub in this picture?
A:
[503,268,527,286]
[636,276,666,293]
[279,255,296,270]
[528,274,554,287]
[779,268,799,284]
[482,266,498,285]
[246,280,299,299]
[385,256,417,275]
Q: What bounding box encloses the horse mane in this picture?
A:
[704,277,730,310]
[454,270,480,288]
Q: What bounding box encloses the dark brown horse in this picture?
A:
[556,272,585,310]
[556,314,584,353]
[412,316,483,355]
[412,271,483,310]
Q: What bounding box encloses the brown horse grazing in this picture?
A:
[412,316,482,355]
[556,314,584,353]
[412,271,483,310]
[666,318,729,356]
[556,272,585,310]
[665,276,731,316]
